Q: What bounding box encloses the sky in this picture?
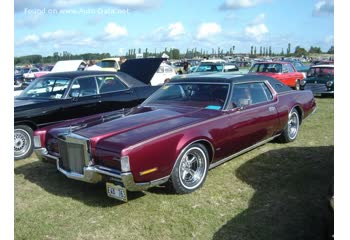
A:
[14,0,334,57]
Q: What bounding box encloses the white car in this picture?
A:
[150,63,176,86]
[23,68,40,80]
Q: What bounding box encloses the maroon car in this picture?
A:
[249,61,305,89]
[34,74,316,201]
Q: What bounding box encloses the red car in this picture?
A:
[34,74,316,201]
[249,61,305,89]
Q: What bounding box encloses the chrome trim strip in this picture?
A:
[209,135,279,169]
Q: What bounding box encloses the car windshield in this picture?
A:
[194,64,224,72]
[18,77,71,99]
[142,83,229,110]
[101,60,117,68]
[249,63,282,73]
[307,67,334,78]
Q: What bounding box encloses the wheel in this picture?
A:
[170,143,209,194]
[278,108,300,143]
[14,125,34,160]
[295,80,301,90]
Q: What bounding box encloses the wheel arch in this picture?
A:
[14,120,38,131]
[292,105,304,125]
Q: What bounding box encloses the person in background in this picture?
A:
[85,60,102,71]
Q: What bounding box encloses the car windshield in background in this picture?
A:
[194,64,224,72]
[249,63,282,73]
[307,67,334,78]
[18,77,71,99]
[101,60,116,68]
[142,83,229,110]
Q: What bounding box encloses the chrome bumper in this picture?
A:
[34,148,169,191]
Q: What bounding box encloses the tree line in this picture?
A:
[15,44,334,65]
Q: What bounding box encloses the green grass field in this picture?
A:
[14,98,334,240]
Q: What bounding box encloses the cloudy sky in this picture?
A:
[14,0,334,56]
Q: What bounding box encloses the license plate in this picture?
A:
[106,183,128,202]
[314,93,322,97]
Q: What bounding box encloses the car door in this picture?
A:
[220,82,279,157]
[97,75,139,112]
[61,76,100,119]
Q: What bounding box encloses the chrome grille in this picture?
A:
[58,134,90,174]
[304,83,327,93]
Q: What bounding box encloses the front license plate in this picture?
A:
[106,183,128,202]
[314,93,322,97]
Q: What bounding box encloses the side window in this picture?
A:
[231,82,273,108]
[287,64,295,72]
[97,76,127,94]
[282,64,288,73]
[68,77,97,97]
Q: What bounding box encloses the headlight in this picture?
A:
[326,81,333,87]
[300,80,306,86]
[120,156,130,172]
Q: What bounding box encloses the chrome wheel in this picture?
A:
[14,126,33,160]
[288,111,299,140]
[178,146,207,190]
[295,80,301,90]
[171,143,209,193]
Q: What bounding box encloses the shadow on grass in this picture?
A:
[14,160,145,207]
[213,146,334,240]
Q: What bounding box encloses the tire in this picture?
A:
[278,108,300,143]
[295,80,301,90]
[14,125,34,160]
[170,143,209,194]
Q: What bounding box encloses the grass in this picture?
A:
[15,98,334,240]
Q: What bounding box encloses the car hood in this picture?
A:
[119,58,164,84]
[50,105,222,153]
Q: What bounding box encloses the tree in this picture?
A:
[251,46,253,55]
[254,46,257,55]
[259,46,262,56]
[308,46,322,54]
[269,46,272,56]
[294,46,307,57]
[327,46,334,54]
[287,43,291,55]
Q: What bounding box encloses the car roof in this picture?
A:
[170,73,292,93]
[253,61,288,65]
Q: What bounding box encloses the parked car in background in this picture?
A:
[14,58,164,160]
[191,62,240,74]
[100,58,120,71]
[150,62,176,85]
[248,61,305,89]
[23,68,40,80]
[33,74,316,202]
[281,59,310,78]
[300,64,334,97]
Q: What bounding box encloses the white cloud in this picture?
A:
[167,22,185,39]
[103,22,128,40]
[244,23,268,42]
[196,22,222,40]
[15,15,43,28]
[313,0,334,16]
[41,30,79,41]
[16,34,40,46]
[219,0,262,10]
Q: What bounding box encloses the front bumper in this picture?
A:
[34,148,169,192]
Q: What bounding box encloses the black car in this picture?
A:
[14,58,163,160]
[300,64,334,97]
